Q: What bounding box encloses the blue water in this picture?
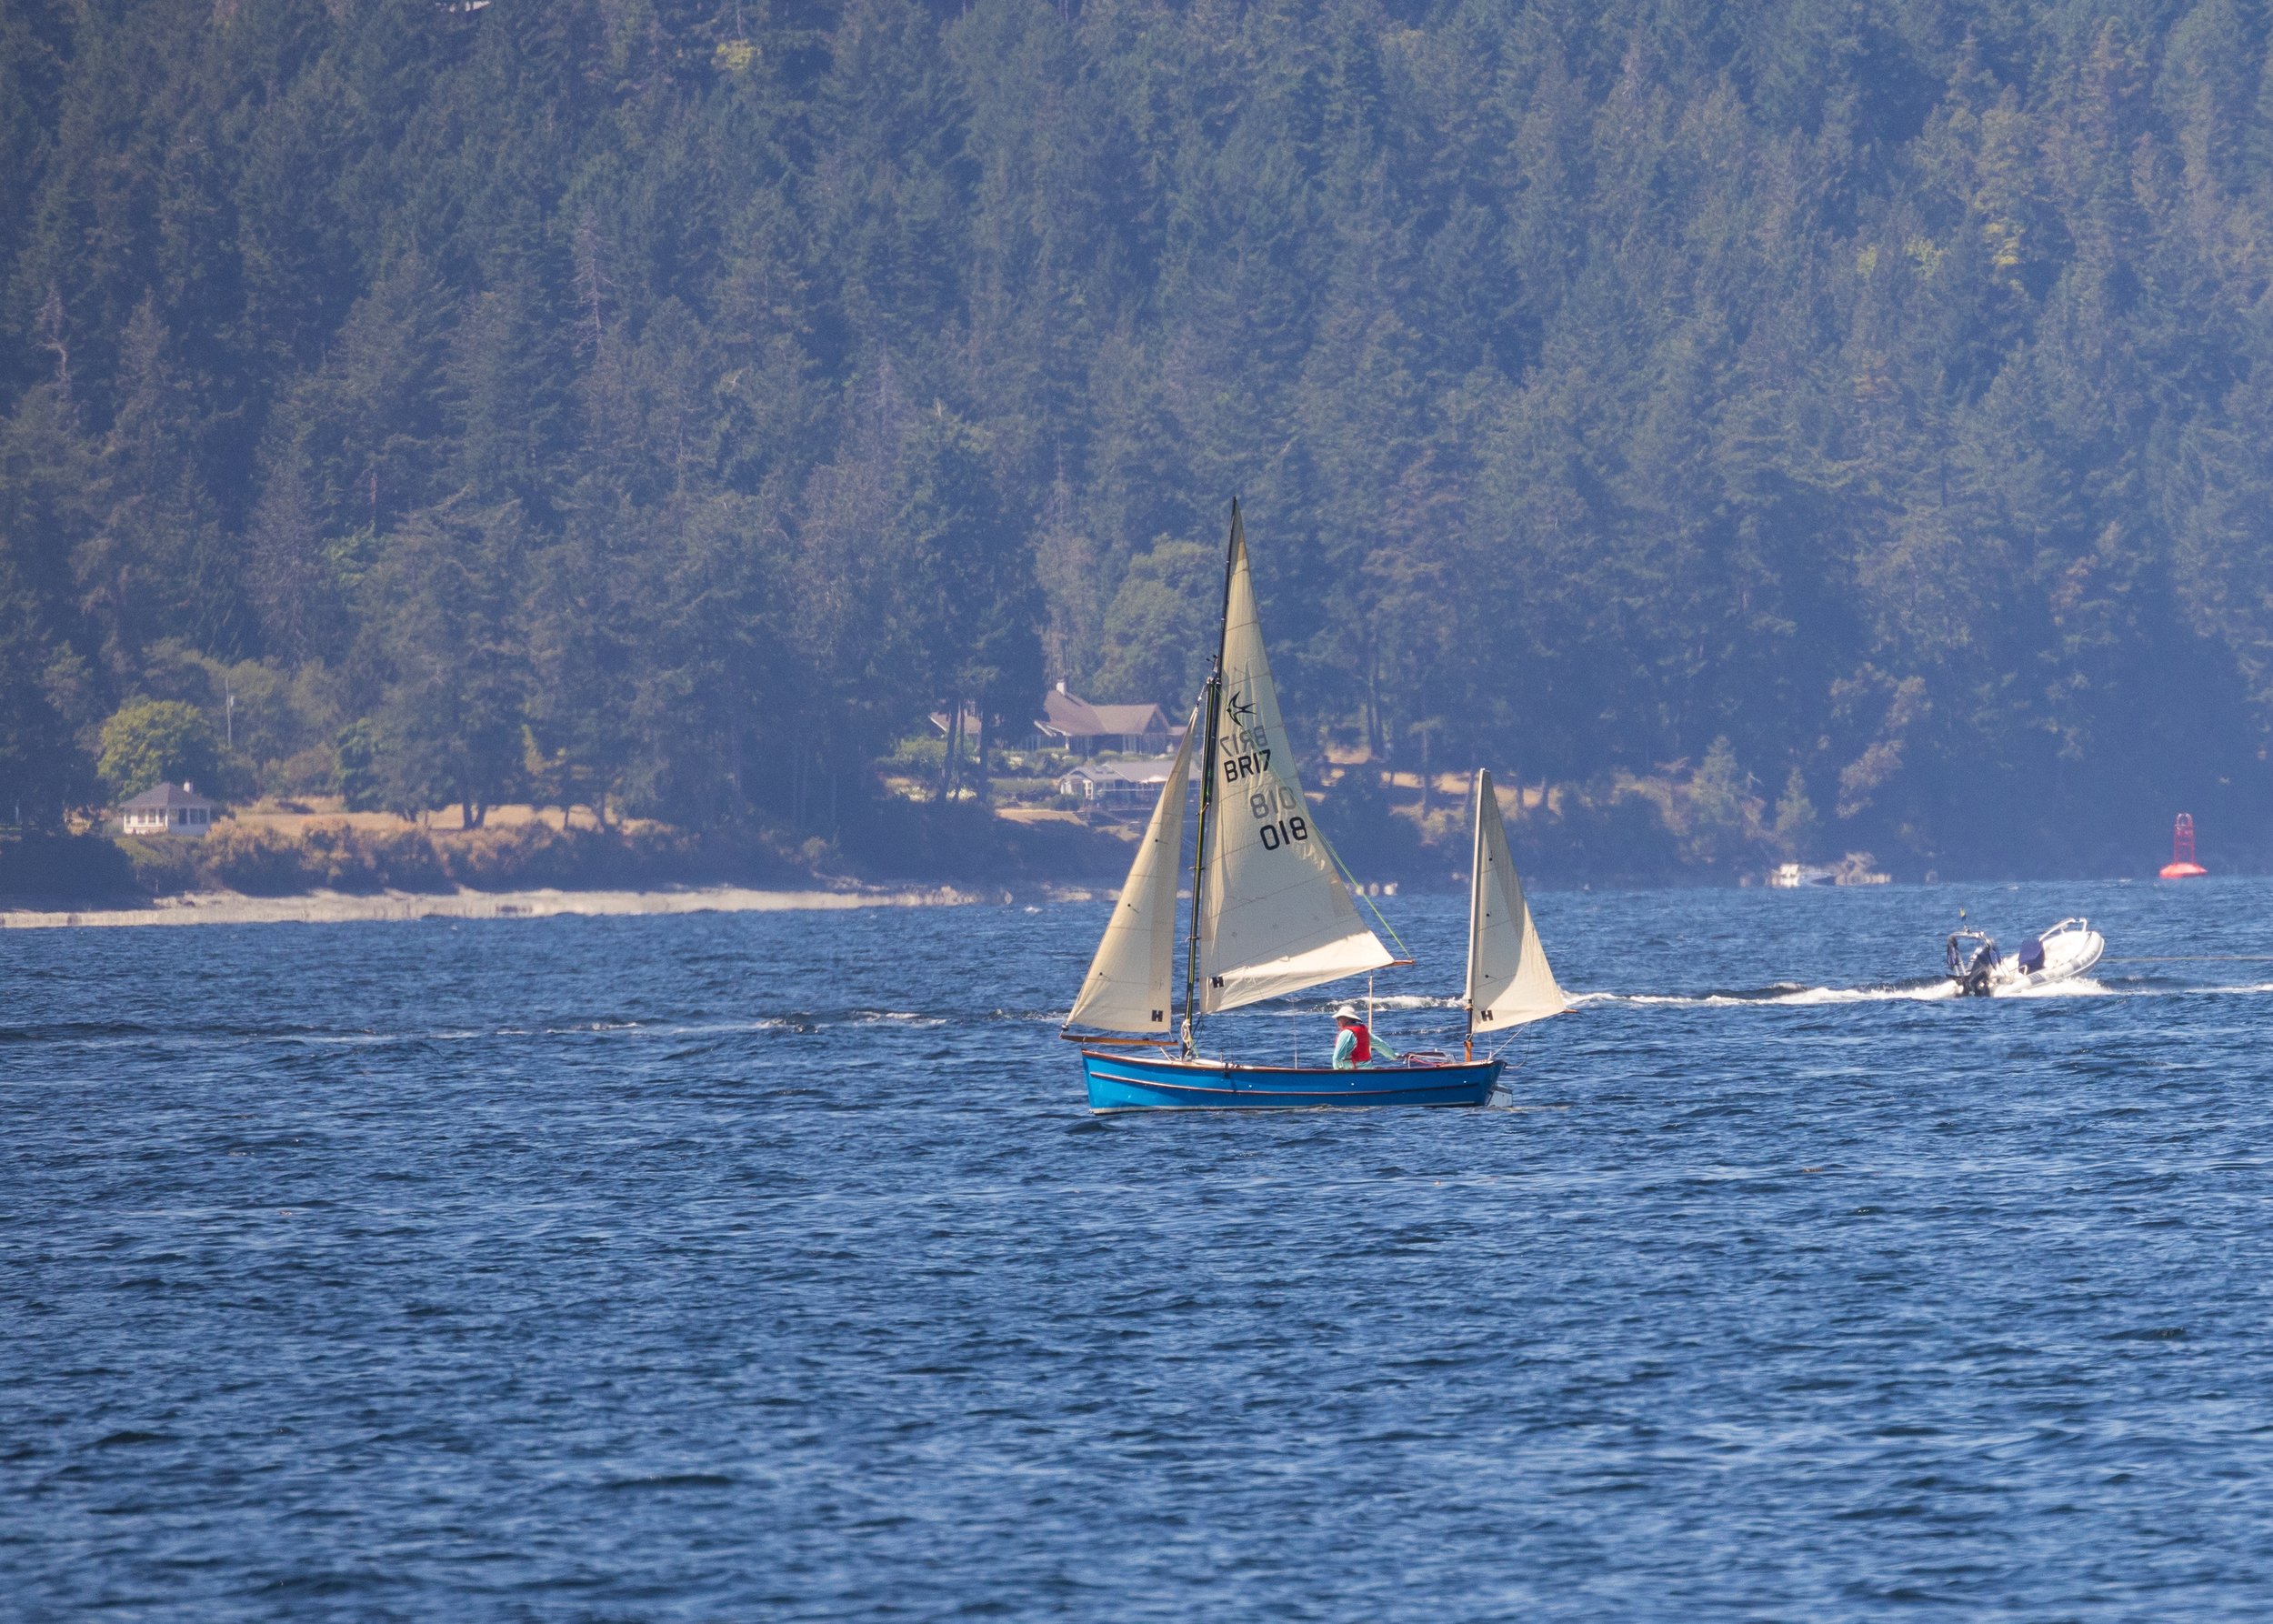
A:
[7,877,2273,1619]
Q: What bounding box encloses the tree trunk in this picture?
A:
[937,704,961,804]
[974,708,992,807]
[1365,645,1384,762]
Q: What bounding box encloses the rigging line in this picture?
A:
[1313,814,1413,961]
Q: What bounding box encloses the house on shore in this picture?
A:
[120,782,217,837]
[1056,757,1190,814]
[1036,685,1179,756]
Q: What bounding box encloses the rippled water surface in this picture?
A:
[7,877,2273,1619]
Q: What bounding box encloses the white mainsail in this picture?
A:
[1465,768,1565,1032]
[1066,715,1197,1034]
[1197,512,1391,1012]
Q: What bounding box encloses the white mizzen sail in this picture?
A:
[1465,768,1565,1032]
[1198,510,1391,1012]
[1066,713,1197,1034]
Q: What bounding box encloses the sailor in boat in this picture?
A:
[1330,1004,1401,1070]
[1946,928,1999,997]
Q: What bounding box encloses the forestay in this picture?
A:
[1066,713,1197,1034]
[1197,515,1391,1011]
[1465,768,1565,1031]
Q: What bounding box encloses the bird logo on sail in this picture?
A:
[1227,687,1256,727]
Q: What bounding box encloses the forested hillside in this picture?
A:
[4,0,2271,877]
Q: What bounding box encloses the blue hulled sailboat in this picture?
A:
[1063,505,1567,1111]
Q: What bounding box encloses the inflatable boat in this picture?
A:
[1946,917,2104,996]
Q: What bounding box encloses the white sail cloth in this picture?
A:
[1465,768,1565,1031]
[1066,715,1197,1034]
[1197,513,1391,1011]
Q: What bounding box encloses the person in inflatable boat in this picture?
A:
[1331,1004,1400,1069]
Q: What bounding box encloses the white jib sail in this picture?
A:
[1465,768,1565,1032]
[1198,514,1391,1012]
[1066,713,1196,1034]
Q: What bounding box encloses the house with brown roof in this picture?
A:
[1036,685,1180,756]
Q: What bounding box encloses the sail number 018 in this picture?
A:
[1257,816,1309,850]
[1248,787,1309,849]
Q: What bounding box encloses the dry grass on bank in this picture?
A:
[117,815,726,897]
[227,799,636,836]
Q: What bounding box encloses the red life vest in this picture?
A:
[1346,1021,1372,1063]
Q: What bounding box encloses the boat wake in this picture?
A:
[1575,977,2119,1008]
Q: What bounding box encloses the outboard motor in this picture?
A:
[1947,930,1999,996]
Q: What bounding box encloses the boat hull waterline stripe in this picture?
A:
[1081,1049,1502,1112]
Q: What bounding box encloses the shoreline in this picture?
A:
[0,884,1013,930]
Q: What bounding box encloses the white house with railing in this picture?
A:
[120,781,216,837]
[1056,757,1190,814]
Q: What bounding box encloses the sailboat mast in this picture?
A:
[1180,500,1244,1058]
[1467,770,1484,1062]
[1180,669,1218,1056]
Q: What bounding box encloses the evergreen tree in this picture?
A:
[2,0,2273,869]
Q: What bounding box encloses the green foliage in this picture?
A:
[3,1,2273,872]
[1774,768,1822,862]
[363,504,529,827]
[106,817,756,899]
[136,640,341,795]
[1316,767,1426,878]
[1092,541,1218,706]
[0,831,135,900]
[335,721,379,813]
[1681,739,1763,870]
[0,557,89,826]
[96,699,220,802]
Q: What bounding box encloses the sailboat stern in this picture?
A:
[1079,1049,1502,1112]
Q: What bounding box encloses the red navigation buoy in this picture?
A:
[2159,812,2208,879]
